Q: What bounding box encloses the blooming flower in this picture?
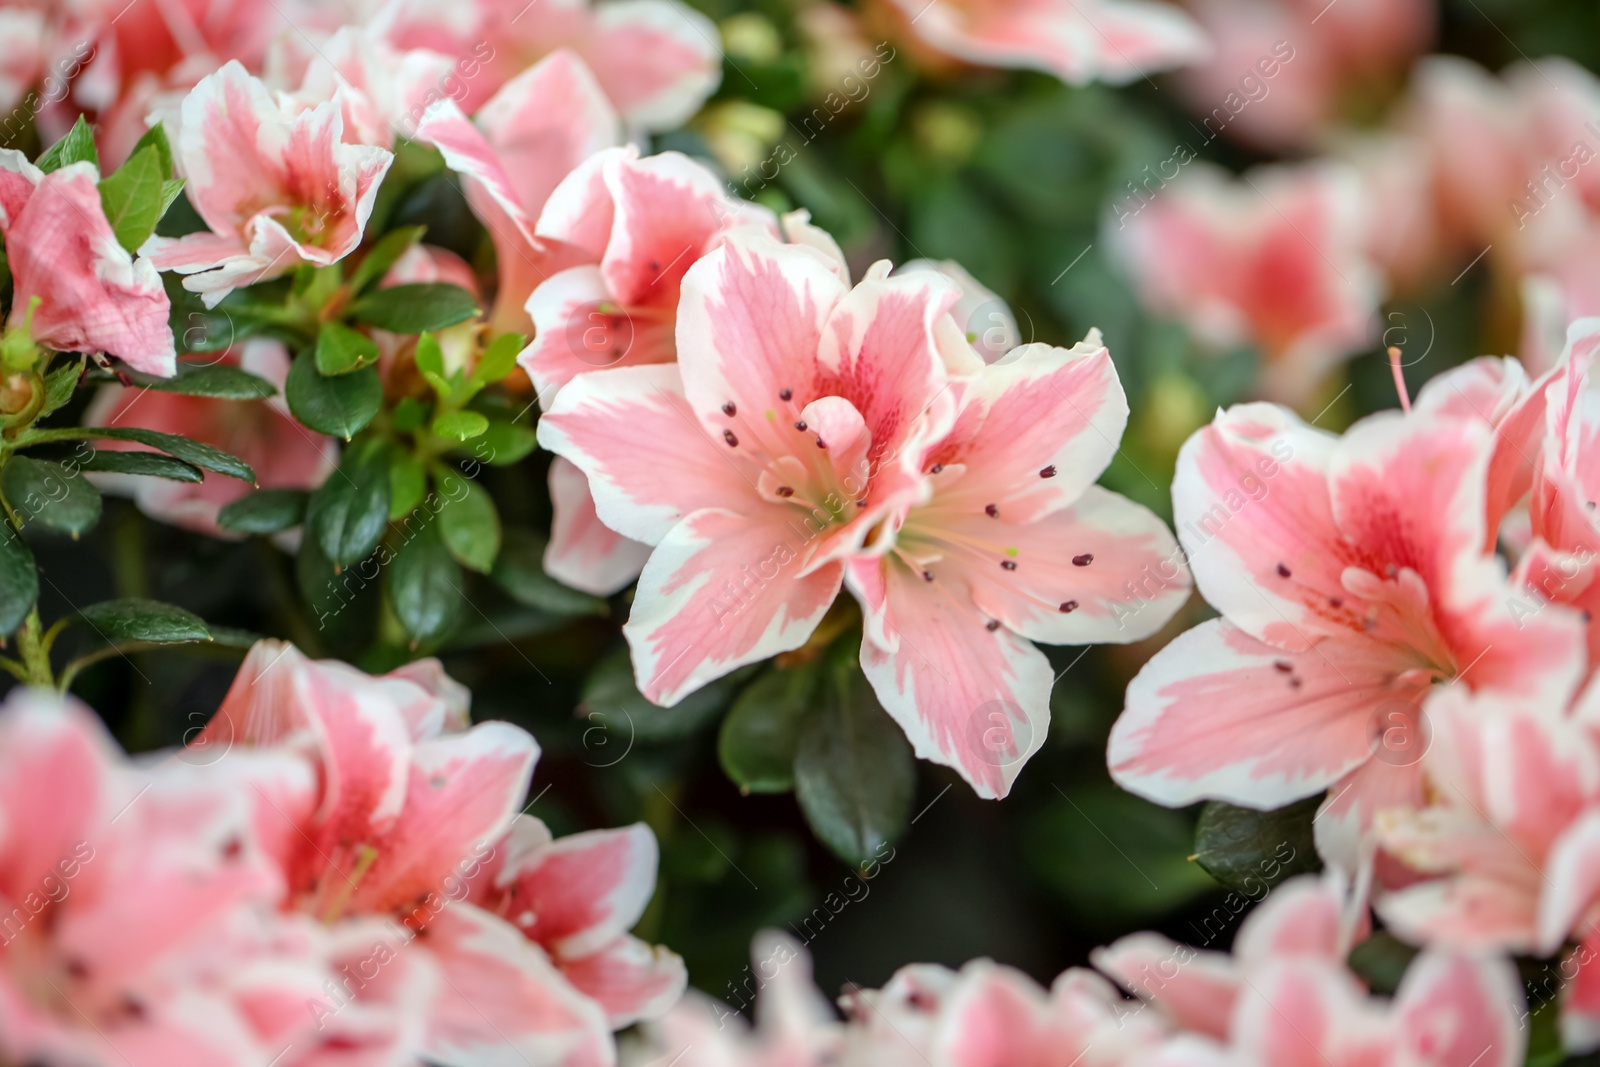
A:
[848,330,1190,798]
[0,151,174,375]
[142,61,393,307]
[871,0,1208,86]
[1108,161,1382,405]
[1109,374,1587,866]
[415,49,623,336]
[84,340,339,537]
[197,640,684,1066]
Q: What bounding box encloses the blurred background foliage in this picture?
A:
[19,0,1600,1017]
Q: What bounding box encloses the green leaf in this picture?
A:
[97,145,168,254]
[307,441,391,567]
[414,331,445,378]
[467,420,537,466]
[433,469,500,572]
[391,397,428,433]
[1192,797,1323,895]
[0,527,38,636]
[719,663,821,794]
[79,598,210,644]
[36,116,97,174]
[348,225,427,294]
[389,452,426,520]
[470,332,524,386]
[285,350,382,439]
[2,457,102,537]
[388,518,464,645]
[43,427,255,482]
[80,449,202,483]
[489,530,608,616]
[315,321,380,376]
[793,650,915,866]
[40,362,80,416]
[1345,933,1418,997]
[1025,782,1217,927]
[159,178,186,214]
[217,489,308,534]
[123,363,276,400]
[348,283,478,334]
[580,646,754,746]
[431,410,488,441]
[128,123,174,179]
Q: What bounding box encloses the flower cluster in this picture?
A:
[0,641,681,1067]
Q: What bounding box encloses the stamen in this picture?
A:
[1072,554,1093,567]
[986,619,1001,631]
[722,402,737,417]
[985,504,999,518]
[795,420,808,431]
[1276,563,1292,578]
[724,430,739,447]
[1040,465,1057,478]
[1059,600,1078,613]
[1001,560,1018,571]
[779,388,793,401]
[776,486,795,498]
[1388,346,1411,414]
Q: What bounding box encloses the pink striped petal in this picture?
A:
[546,457,650,597]
[557,935,686,1027]
[492,823,659,957]
[624,506,844,706]
[536,363,761,546]
[1091,933,1238,1038]
[1111,618,1431,809]
[854,555,1054,799]
[1393,951,1525,1067]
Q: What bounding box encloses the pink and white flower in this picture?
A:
[414,49,623,336]
[142,61,393,307]
[381,0,722,131]
[873,0,1208,87]
[197,640,684,1066]
[848,331,1190,798]
[1109,161,1382,406]
[83,340,339,537]
[1109,385,1587,865]
[0,151,174,374]
[0,688,408,1067]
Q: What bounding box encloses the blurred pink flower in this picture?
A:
[0,688,405,1067]
[1109,161,1382,405]
[83,340,339,537]
[874,0,1209,86]
[1177,0,1432,151]
[142,61,393,307]
[0,151,174,375]
[381,0,722,131]
[197,640,684,1066]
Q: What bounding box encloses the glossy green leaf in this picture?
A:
[389,452,426,520]
[285,350,382,439]
[489,530,608,617]
[2,457,102,537]
[470,332,524,386]
[468,420,537,466]
[388,518,463,645]
[217,489,309,534]
[719,663,821,794]
[580,646,754,746]
[348,225,427,294]
[124,363,276,400]
[78,598,211,644]
[97,145,167,254]
[40,362,80,416]
[36,116,97,174]
[348,283,478,334]
[0,527,38,636]
[315,321,380,376]
[793,650,915,866]
[127,123,174,179]
[1192,797,1323,895]
[433,470,500,572]
[431,410,489,441]
[306,441,391,567]
[80,450,203,483]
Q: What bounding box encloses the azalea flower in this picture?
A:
[1176,0,1433,151]
[1108,161,1382,405]
[848,330,1190,798]
[415,49,623,336]
[870,0,1208,86]
[82,339,339,537]
[0,151,174,375]
[0,687,406,1067]
[1108,366,1587,867]
[142,61,393,307]
[381,0,722,131]
[1095,875,1525,1067]
[196,640,685,1066]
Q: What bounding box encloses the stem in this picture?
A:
[16,607,52,687]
